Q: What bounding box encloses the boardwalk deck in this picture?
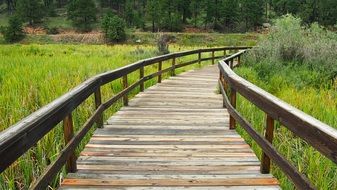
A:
[60,65,280,189]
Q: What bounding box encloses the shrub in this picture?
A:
[0,16,25,43]
[101,12,126,43]
[246,14,337,84]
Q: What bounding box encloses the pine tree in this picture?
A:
[146,0,160,32]
[101,12,126,42]
[1,16,25,43]
[67,0,97,32]
[240,0,265,31]
[16,0,45,25]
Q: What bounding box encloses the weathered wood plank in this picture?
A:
[60,65,279,190]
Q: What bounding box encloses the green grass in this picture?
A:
[0,44,216,189]
[234,65,337,190]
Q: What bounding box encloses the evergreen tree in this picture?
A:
[222,0,239,30]
[16,0,45,25]
[240,0,265,31]
[67,0,96,32]
[190,0,202,27]
[1,16,25,43]
[101,12,126,42]
[146,0,160,32]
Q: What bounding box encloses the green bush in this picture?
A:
[246,14,337,84]
[0,16,25,43]
[101,12,126,42]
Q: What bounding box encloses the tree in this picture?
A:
[146,0,160,32]
[16,0,45,25]
[190,0,202,27]
[67,0,97,32]
[0,16,25,43]
[101,12,126,42]
[222,0,239,30]
[240,0,265,31]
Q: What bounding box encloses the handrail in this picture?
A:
[218,50,337,190]
[0,46,250,189]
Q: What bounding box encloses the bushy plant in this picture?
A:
[101,12,126,42]
[0,16,25,43]
[16,0,45,25]
[246,14,337,84]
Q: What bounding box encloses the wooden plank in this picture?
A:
[60,186,281,190]
[62,178,279,186]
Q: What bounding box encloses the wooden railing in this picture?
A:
[0,46,250,189]
[218,50,337,190]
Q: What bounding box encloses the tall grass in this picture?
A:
[0,44,213,189]
[235,15,337,189]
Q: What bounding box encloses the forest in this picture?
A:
[0,0,336,34]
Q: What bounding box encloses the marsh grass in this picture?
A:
[0,44,212,189]
[233,15,337,189]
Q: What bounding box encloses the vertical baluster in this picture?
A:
[123,75,128,106]
[171,57,176,76]
[198,52,201,66]
[229,88,237,129]
[261,115,275,173]
[212,50,215,65]
[94,87,103,128]
[140,66,144,92]
[63,114,77,173]
[158,61,162,83]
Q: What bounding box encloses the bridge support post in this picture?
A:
[171,57,176,76]
[63,114,77,173]
[140,67,144,92]
[261,115,275,173]
[94,87,103,128]
[229,88,236,129]
[123,75,128,106]
[158,61,162,83]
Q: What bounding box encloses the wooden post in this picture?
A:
[123,75,128,106]
[140,66,144,92]
[198,52,201,66]
[229,88,236,130]
[238,55,241,65]
[63,114,77,173]
[158,61,162,83]
[94,87,103,128]
[219,72,226,108]
[261,115,275,173]
[230,59,234,68]
[171,57,176,76]
[224,50,226,57]
[212,51,215,65]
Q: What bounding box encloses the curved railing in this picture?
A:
[218,50,337,190]
[0,46,250,189]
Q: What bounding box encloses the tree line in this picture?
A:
[1,0,336,33]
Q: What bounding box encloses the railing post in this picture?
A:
[230,59,234,68]
[63,114,77,173]
[224,50,226,57]
[158,61,162,83]
[238,55,241,65]
[219,71,226,108]
[198,52,201,66]
[171,57,176,76]
[140,66,144,92]
[94,87,103,128]
[212,50,215,65]
[261,115,275,173]
[229,87,237,130]
[123,75,128,106]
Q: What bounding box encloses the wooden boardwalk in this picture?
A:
[60,65,280,189]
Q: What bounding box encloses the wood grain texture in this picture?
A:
[60,65,279,189]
